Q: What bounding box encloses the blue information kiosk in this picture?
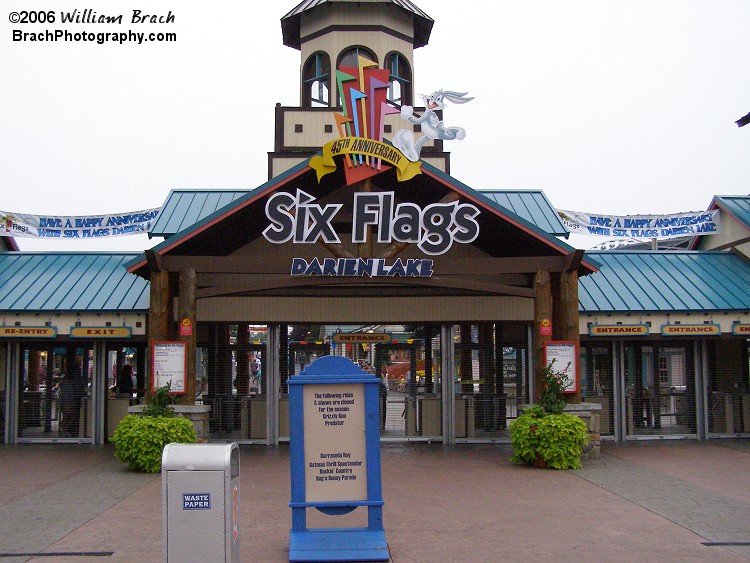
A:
[288,356,388,562]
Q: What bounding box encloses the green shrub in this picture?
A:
[141,383,176,417]
[510,411,589,470]
[111,415,196,473]
[538,359,570,415]
[510,358,588,469]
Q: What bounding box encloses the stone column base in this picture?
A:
[128,404,211,442]
[564,402,602,460]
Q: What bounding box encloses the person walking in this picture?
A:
[117,364,134,398]
[59,371,86,437]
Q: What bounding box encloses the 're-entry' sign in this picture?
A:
[0,326,57,338]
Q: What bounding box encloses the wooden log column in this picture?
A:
[148,270,170,341]
[148,270,171,394]
[178,268,197,404]
[533,270,553,402]
[556,250,584,403]
[558,268,581,403]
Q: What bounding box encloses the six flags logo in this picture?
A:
[309,57,422,185]
[1,214,29,235]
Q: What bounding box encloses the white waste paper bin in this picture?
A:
[162,442,240,562]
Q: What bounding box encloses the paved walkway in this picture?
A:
[0,440,748,562]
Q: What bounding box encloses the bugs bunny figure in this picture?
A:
[391,90,474,162]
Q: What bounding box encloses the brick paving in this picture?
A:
[0,440,747,562]
[574,440,750,560]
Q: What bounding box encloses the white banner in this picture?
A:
[557,209,721,239]
[0,208,160,239]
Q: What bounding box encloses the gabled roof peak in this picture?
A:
[281,0,434,49]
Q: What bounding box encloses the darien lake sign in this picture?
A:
[291,257,434,278]
[263,189,480,277]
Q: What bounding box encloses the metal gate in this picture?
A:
[199,322,532,444]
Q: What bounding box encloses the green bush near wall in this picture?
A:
[510,360,590,470]
[111,415,196,473]
[510,406,589,470]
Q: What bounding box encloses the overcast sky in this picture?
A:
[2,0,749,251]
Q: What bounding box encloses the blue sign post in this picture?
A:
[287,356,388,562]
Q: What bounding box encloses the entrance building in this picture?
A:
[0,253,149,444]
[578,201,750,441]
[172,322,535,443]
[125,0,596,444]
[128,166,593,445]
[2,1,749,446]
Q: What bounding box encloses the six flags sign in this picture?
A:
[309,56,422,185]
[276,58,482,277]
[4,57,726,262]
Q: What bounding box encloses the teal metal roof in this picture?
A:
[712,195,750,230]
[689,195,749,250]
[421,164,584,259]
[149,190,249,238]
[579,250,750,313]
[0,253,149,312]
[128,158,597,275]
[151,187,570,240]
[478,190,569,237]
